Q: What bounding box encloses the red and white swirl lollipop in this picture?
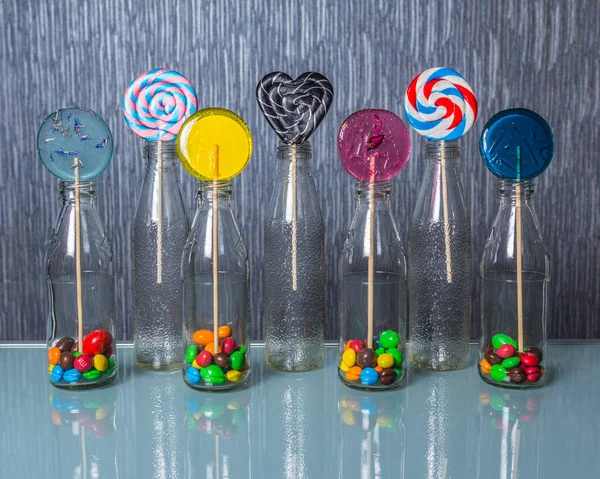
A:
[404,67,477,141]
[123,68,198,141]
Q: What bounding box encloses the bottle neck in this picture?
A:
[143,140,178,167]
[196,180,233,204]
[356,180,391,203]
[424,139,460,165]
[277,141,313,175]
[58,180,96,204]
[498,179,535,205]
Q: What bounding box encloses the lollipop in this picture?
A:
[480,108,554,353]
[337,109,411,349]
[177,108,252,353]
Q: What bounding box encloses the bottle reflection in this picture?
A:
[477,387,544,479]
[48,387,118,478]
[338,390,406,479]
[184,388,251,478]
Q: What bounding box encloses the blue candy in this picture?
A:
[51,365,64,383]
[360,399,378,416]
[187,398,202,415]
[360,367,379,385]
[63,368,82,383]
[186,367,201,384]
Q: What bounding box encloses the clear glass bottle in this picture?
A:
[46,181,117,389]
[338,180,407,390]
[182,180,250,390]
[263,141,325,371]
[409,140,471,370]
[479,180,549,388]
[132,141,189,370]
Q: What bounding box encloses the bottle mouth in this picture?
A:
[277,141,312,158]
[356,179,391,198]
[58,180,96,195]
[497,179,535,199]
[197,179,232,199]
[424,139,460,160]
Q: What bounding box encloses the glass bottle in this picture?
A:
[408,140,471,370]
[46,181,117,389]
[263,141,325,371]
[182,180,250,390]
[479,180,549,388]
[338,180,407,390]
[132,141,189,370]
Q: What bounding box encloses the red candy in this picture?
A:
[520,352,539,367]
[74,354,93,373]
[496,344,515,359]
[104,346,113,359]
[196,350,213,367]
[527,372,541,383]
[523,366,540,375]
[82,329,113,355]
[349,340,364,354]
[221,337,237,356]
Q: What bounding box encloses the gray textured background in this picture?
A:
[0,0,598,341]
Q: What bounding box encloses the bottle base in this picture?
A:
[409,357,468,371]
[50,372,117,390]
[135,359,183,371]
[479,368,545,389]
[338,369,405,391]
[184,371,251,391]
[266,356,323,372]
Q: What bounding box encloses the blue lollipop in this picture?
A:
[480,108,554,180]
[37,108,113,181]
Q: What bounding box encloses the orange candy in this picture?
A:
[204,342,221,355]
[480,358,492,374]
[193,330,214,347]
[48,347,61,365]
[217,326,232,339]
[374,366,383,374]
[345,340,353,350]
[345,366,362,382]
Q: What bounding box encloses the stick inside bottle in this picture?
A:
[74,158,84,351]
[157,140,163,284]
[291,144,298,291]
[212,145,220,353]
[367,155,375,349]
[515,146,524,353]
[441,142,453,283]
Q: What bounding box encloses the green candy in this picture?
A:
[502,357,520,369]
[490,364,507,382]
[230,351,245,371]
[489,395,505,411]
[73,352,83,358]
[186,345,198,365]
[238,345,247,355]
[379,330,399,349]
[387,348,403,367]
[201,402,226,419]
[201,365,225,385]
[108,357,116,369]
[375,348,385,356]
[492,333,518,350]
[83,370,101,381]
[393,368,404,380]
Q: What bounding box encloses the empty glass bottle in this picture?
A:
[46,180,117,389]
[132,141,189,370]
[409,140,471,370]
[182,180,250,390]
[338,180,407,390]
[264,141,325,371]
[479,180,548,388]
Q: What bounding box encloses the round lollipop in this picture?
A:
[37,108,113,180]
[338,109,411,181]
[122,68,198,141]
[480,108,554,180]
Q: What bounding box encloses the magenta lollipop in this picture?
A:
[338,109,411,181]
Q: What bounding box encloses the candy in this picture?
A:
[490,364,507,382]
[226,370,243,383]
[404,67,478,141]
[221,337,237,355]
[492,334,518,350]
[356,349,377,368]
[479,358,492,374]
[82,330,113,356]
[123,68,197,141]
[526,347,543,362]
[104,346,113,359]
[58,352,74,370]
[256,72,333,144]
[83,370,101,381]
[524,366,540,375]
[56,337,75,353]
[51,365,64,382]
[377,353,394,369]
[201,365,226,385]
[386,348,403,367]
[238,345,247,355]
[379,368,397,386]
[196,350,213,368]
[374,365,383,374]
[527,372,542,383]
[375,348,385,356]
[485,349,502,365]
[193,330,214,347]
[214,353,230,369]
[93,354,109,372]
[379,330,400,350]
[342,348,357,368]
[204,342,221,355]
[345,366,362,382]
[520,352,539,367]
[74,354,93,373]
[501,356,520,369]
[48,347,61,365]
[48,364,54,374]
[186,345,198,364]
[191,359,201,370]
[338,110,411,181]
[229,351,245,371]
[217,326,232,339]
[63,369,82,383]
[496,344,516,359]
[186,367,201,384]
[508,367,527,384]
[349,340,364,353]
[360,368,379,385]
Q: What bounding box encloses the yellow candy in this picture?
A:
[191,359,202,370]
[227,400,242,410]
[48,364,54,374]
[377,353,394,369]
[226,369,243,383]
[342,409,356,426]
[193,412,202,420]
[339,361,349,372]
[342,348,357,368]
[93,354,109,372]
[96,404,110,421]
[177,108,252,181]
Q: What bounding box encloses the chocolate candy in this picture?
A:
[485,350,502,365]
[186,345,198,365]
[520,352,539,367]
[502,356,520,369]
[360,367,379,385]
[356,348,377,368]
[379,330,399,349]
[82,330,113,356]
[56,336,75,353]
[377,353,394,369]
[48,347,61,365]
[63,368,82,383]
[342,348,357,367]
[58,351,74,370]
[229,351,245,370]
[349,339,364,353]
[71,342,79,353]
[196,350,213,367]
[221,337,237,355]
[187,367,201,384]
[74,354,93,373]
[201,365,226,385]
[496,344,516,359]
[380,368,397,385]
[492,333,518,350]
[508,366,527,384]
[527,346,543,362]
[214,353,230,369]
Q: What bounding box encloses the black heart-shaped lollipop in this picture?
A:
[256,72,334,144]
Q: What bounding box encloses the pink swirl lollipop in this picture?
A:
[123,68,198,141]
[338,109,411,181]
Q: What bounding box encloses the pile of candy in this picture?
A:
[48,330,116,384]
[479,390,541,429]
[186,396,247,438]
[339,330,404,387]
[185,326,249,386]
[339,396,401,432]
[479,334,544,385]
[49,393,116,438]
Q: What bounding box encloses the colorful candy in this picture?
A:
[93,354,109,372]
[201,365,226,385]
[360,368,379,385]
[481,334,544,386]
[342,348,357,367]
[82,329,113,356]
[48,347,61,365]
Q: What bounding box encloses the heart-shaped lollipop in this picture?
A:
[256,71,333,144]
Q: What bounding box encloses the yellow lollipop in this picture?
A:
[176,107,252,180]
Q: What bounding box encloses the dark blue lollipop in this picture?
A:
[480,108,554,180]
[37,108,113,181]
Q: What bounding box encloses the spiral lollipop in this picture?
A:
[123,68,198,141]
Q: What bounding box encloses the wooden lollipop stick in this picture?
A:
[367,155,375,349]
[291,144,298,291]
[212,145,220,353]
[516,147,524,352]
[74,158,84,350]
[441,144,453,283]
[157,141,163,284]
